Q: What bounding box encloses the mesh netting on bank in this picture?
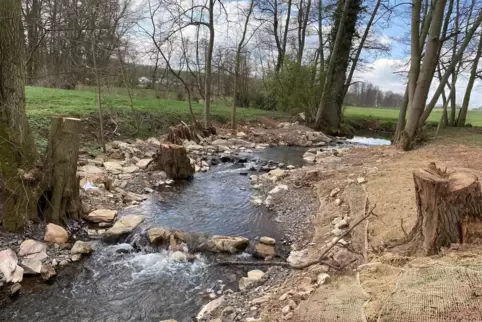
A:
[378,264,482,322]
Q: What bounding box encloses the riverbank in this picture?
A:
[3,120,482,321]
[204,128,482,322]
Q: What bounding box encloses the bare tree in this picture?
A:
[232,0,256,131]
[457,30,482,126]
[396,0,447,150]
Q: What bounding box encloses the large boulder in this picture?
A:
[0,249,23,283]
[18,239,48,261]
[71,241,93,255]
[85,209,117,223]
[147,227,172,244]
[44,223,69,244]
[103,215,145,243]
[151,144,194,180]
[198,235,249,254]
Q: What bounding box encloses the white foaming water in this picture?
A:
[126,251,206,279]
[347,136,391,146]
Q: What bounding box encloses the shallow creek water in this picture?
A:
[0,137,390,322]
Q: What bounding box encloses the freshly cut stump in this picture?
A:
[405,163,482,255]
[152,143,194,180]
[41,117,81,224]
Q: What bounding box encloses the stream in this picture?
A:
[0,136,391,322]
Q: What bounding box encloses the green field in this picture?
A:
[26,86,284,125]
[25,86,482,149]
[344,106,482,127]
[25,86,287,146]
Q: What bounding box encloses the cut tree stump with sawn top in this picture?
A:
[41,117,82,224]
[152,143,194,180]
[405,163,482,255]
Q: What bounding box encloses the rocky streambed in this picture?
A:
[0,123,389,322]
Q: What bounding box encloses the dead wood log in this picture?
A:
[405,163,482,255]
[41,117,82,224]
[152,143,194,180]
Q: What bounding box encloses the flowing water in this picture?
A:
[0,136,390,322]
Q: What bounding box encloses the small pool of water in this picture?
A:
[131,162,280,239]
[254,146,308,167]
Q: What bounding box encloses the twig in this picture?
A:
[214,261,291,267]
[363,217,370,262]
[290,203,378,269]
[400,218,408,239]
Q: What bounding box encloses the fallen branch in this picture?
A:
[214,261,291,267]
[290,203,377,270]
[214,260,343,271]
[213,204,377,271]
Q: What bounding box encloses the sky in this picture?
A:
[131,0,482,109]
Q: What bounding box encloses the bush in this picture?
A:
[267,59,323,121]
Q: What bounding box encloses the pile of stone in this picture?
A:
[302,146,348,164]
[0,223,94,295]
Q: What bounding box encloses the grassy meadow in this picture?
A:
[25,86,482,150]
[344,106,482,127]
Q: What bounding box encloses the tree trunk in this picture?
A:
[204,0,215,128]
[457,30,482,126]
[315,0,362,131]
[435,87,453,138]
[417,10,482,128]
[0,0,40,231]
[343,0,381,98]
[394,87,409,141]
[91,25,106,153]
[232,0,255,131]
[297,0,312,65]
[41,117,81,225]
[397,0,447,150]
[152,144,194,180]
[405,164,482,256]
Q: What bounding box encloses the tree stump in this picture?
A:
[152,143,194,180]
[41,117,81,224]
[406,163,482,255]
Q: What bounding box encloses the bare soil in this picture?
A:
[254,139,482,322]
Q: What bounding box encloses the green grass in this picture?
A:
[25,86,287,145]
[344,106,482,127]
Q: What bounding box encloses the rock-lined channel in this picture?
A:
[0,135,390,322]
[0,148,305,322]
